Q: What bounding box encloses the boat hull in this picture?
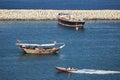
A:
[58,19,85,30]
[20,47,60,54]
[55,67,77,73]
[16,41,65,54]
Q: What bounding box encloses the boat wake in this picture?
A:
[71,69,120,74]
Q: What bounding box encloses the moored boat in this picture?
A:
[16,40,65,54]
[58,13,85,30]
[55,67,77,73]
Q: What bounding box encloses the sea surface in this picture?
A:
[0,21,120,80]
[0,0,120,10]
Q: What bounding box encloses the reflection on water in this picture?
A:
[58,24,85,31]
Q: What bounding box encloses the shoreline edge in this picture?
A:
[0,9,120,21]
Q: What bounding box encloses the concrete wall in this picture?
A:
[0,10,120,20]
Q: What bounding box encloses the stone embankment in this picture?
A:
[0,9,120,20]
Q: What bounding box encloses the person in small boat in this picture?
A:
[66,67,76,70]
[67,67,72,70]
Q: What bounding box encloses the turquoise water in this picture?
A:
[0,21,120,80]
[0,0,120,10]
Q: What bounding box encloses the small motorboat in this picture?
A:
[55,67,77,73]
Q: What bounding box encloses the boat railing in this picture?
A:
[59,43,65,49]
[16,42,65,49]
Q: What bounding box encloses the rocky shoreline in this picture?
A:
[0,10,120,21]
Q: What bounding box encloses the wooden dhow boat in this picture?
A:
[58,13,85,30]
[16,40,65,54]
[55,67,78,73]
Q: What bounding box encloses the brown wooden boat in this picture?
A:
[55,67,77,73]
[16,40,65,54]
[58,13,85,30]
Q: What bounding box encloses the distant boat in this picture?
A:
[58,13,85,30]
[16,40,65,54]
[55,67,78,73]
